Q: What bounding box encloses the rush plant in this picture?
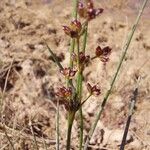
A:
[45,0,148,150]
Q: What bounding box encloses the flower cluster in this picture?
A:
[56,86,80,111]
[55,1,110,112]
[87,83,101,96]
[63,19,82,38]
[56,86,72,99]
[60,67,77,78]
[78,0,104,21]
[78,52,90,64]
[95,46,111,62]
[72,52,90,70]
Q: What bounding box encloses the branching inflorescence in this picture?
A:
[47,0,111,149]
[45,0,148,149]
[59,0,111,115]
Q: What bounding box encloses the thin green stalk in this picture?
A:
[45,42,76,91]
[120,87,138,150]
[56,100,60,150]
[77,75,84,150]
[69,39,75,69]
[77,70,83,150]
[72,0,78,19]
[81,94,92,106]
[66,111,75,150]
[66,1,78,150]
[45,42,63,70]
[68,41,75,91]
[75,37,85,150]
[67,0,78,86]
[79,108,83,150]
[82,23,88,53]
[84,0,148,149]
[76,37,81,101]
[76,38,80,70]
[79,22,88,150]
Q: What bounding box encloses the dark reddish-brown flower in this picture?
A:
[72,52,90,70]
[78,2,87,18]
[56,86,72,99]
[60,67,77,78]
[79,52,90,64]
[56,86,81,111]
[72,52,90,64]
[78,1,103,21]
[87,83,101,96]
[63,19,82,38]
[102,46,112,56]
[95,46,111,62]
[95,46,103,56]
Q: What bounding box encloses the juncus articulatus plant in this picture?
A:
[45,0,148,149]
[46,0,109,149]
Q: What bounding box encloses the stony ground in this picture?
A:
[0,0,150,150]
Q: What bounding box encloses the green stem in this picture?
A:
[66,1,78,149]
[72,0,78,19]
[79,23,88,150]
[75,37,84,150]
[66,111,75,150]
[82,23,88,53]
[79,108,83,150]
[76,37,81,100]
[69,39,75,69]
[67,38,75,88]
[45,42,63,70]
[81,94,92,106]
[78,72,83,150]
[76,38,80,69]
[67,0,78,87]
[84,0,148,149]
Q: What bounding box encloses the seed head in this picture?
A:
[56,86,72,99]
[95,46,111,62]
[60,67,77,78]
[78,2,87,18]
[78,1,103,21]
[72,52,90,70]
[102,46,112,56]
[63,19,82,38]
[96,46,103,56]
[87,83,101,96]
[79,52,90,64]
